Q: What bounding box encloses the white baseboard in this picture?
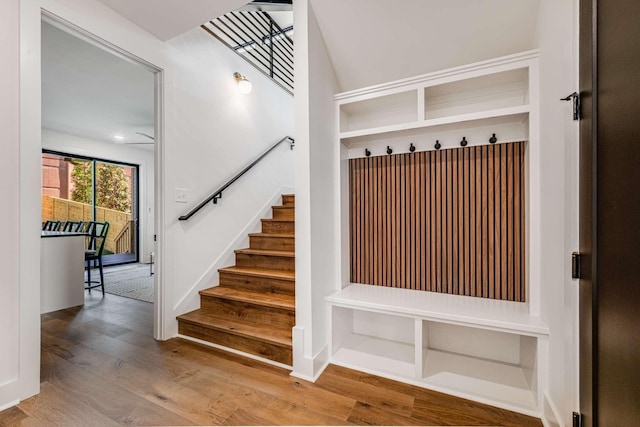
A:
[0,399,19,412]
[289,361,328,383]
[290,326,329,382]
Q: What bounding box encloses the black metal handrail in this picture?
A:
[178,136,294,221]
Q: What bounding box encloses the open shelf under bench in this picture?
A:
[326,284,549,416]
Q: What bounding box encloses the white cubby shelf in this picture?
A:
[336,50,538,159]
[327,284,549,417]
[339,105,529,141]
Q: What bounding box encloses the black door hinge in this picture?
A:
[561,92,581,121]
[573,412,583,427]
[572,252,581,279]
[154,234,157,242]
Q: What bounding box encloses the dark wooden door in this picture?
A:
[579,0,640,425]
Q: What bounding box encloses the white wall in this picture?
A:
[42,129,155,263]
[0,0,39,411]
[534,0,579,426]
[292,0,339,380]
[4,0,293,408]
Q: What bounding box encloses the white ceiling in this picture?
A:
[309,0,541,92]
[42,21,156,149]
[91,0,541,94]
[96,0,251,41]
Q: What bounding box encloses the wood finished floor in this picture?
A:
[0,293,542,426]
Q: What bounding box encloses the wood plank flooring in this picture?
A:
[0,293,542,426]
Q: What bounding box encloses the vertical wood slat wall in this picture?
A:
[349,141,526,302]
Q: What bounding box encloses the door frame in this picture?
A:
[579,0,640,424]
[41,10,166,340]
[578,0,597,422]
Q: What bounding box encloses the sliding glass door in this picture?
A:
[41,151,139,265]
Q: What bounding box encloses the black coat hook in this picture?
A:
[489,133,497,144]
[409,143,415,153]
[435,140,441,150]
[365,148,371,157]
[386,146,393,155]
[460,137,468,147]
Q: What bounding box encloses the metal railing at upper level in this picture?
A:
[202,9,293,95]
[178,136,295,221]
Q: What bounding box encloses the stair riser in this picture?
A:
[235,253,295,271]
[178,321,292,365]
[200,296,294,329]
[282,195,295,206]
[219,272,295,295]
[262,220,294,234]
[272,207,295,220]
[250,235,295,251]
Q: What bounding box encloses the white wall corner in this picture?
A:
[0,379,19,413]
[534,1,580,424]
[0,0,21,411]
[291,326,313,379]
[291,326,329,382]
[16,0,43,405]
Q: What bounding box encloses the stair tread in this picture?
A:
[178,310,292,347]
[248,232,295,238]
[218,266,295,281]
[200,286,294,310]
[272,205,294,209]
[261,218,294,222]
[235,248,295,257]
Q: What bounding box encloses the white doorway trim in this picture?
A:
[40,9,166,340]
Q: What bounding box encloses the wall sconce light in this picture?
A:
[234,72,253,94]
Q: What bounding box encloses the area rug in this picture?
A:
[87,263,154,303]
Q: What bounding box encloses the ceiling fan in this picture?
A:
[121,132,155,144]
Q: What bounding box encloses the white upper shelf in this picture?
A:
[339,105,529,141]
[336,50,538,144]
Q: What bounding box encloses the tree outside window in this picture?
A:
[70,161,131,213]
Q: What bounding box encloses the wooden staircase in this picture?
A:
[177,194,295,365]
